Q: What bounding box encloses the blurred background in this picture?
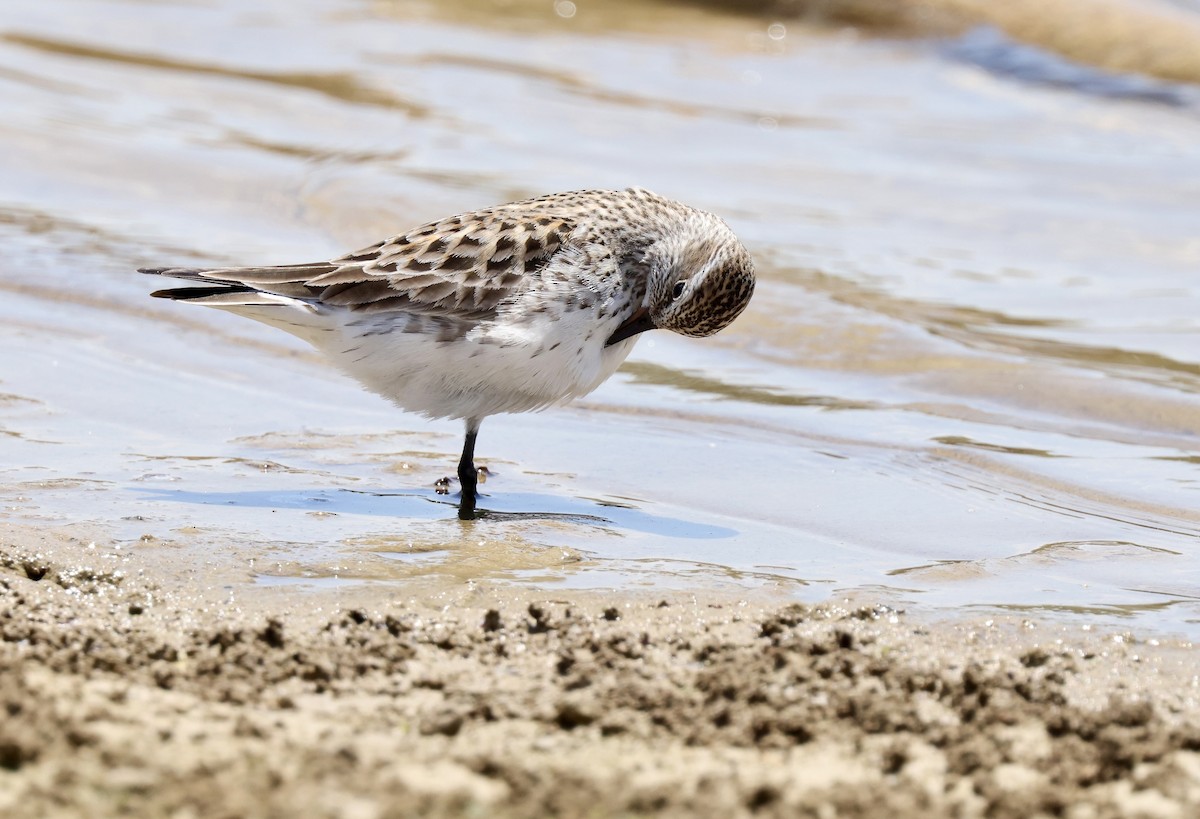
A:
[1,0,1198,632]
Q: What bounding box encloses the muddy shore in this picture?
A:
[2,522,1198,818]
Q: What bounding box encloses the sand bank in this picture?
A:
[2,523,1198,817]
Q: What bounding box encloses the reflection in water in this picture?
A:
[931,435,1060,458]
[467,509,609,524]
[397,51,837,130]
[621,360,877,409]
[0,0,1198,635]
[134,487,740,539]
[1030,539,1183,557]
[1156,455,1200,465]
[944,26,1200,107]
[2,33,431,115]
[625,556,814,588]
[219,129,412,166]
[788,268,1200,393]
[978,600,1197,621]
[891,539,1183,579]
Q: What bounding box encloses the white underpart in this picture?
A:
[344,308,634,420]
[206,293,638,421]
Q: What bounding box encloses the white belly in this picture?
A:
[321,307,637,420]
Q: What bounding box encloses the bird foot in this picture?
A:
[435,467,489,495]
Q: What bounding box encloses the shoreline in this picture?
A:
[3,523,1198,817]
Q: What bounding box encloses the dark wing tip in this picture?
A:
[150,285,254,301]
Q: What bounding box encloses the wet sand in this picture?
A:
[3,0,1200,814]
[3,521,1199,818]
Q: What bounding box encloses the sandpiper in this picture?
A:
[141,187,755,518]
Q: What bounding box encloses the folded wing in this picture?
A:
[142,207,576,322]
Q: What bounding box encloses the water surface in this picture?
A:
[1,0,1198,633]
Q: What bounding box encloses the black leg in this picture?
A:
[456,419,480,520]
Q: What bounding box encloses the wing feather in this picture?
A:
[142,204,577,322]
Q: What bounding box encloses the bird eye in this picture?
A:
[670,280,687,300]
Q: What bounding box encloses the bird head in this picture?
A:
[608,208,755,346]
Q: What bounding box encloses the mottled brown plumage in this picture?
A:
[140,187,755,517]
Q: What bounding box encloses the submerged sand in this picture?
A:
[2,522,1199,818]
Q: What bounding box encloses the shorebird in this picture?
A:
[141,187,755,518]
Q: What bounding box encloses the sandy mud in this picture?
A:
[2,524,1198,818]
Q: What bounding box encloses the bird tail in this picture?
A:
[140,266,333,344]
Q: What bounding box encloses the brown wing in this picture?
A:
[313,209,575,319]
[143,206,577,322]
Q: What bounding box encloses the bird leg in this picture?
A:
[456,419,481,520]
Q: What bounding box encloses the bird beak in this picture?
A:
[606,307,656,346]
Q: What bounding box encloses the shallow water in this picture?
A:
[1,0,1198,633]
